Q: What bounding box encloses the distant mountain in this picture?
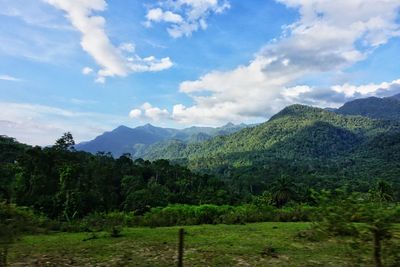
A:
[75,123,249,157]
[335,94,400,120]
[390,93,400,101]
[75,124,175,157]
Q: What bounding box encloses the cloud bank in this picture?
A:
[131,0,400,125]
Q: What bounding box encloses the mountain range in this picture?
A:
[76,93,400,161]
[75,122,249,157]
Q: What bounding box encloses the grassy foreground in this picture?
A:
[7,222,399,266]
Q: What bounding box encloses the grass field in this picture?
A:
[7,222,400,266]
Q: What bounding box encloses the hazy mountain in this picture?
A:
[75,124,176,157]
[390,93,400,101]
[75,123,248,157]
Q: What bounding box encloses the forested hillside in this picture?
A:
[140,105,400,196]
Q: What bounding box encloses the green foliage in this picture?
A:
[313,189,362,236]
[76,212,136,236]
[6,133,231,220]
[103,212,126,237]
[0,113,399,240]
[11,222,390,267]
[314,188,400,266]
[369,180,395,203]
[138,204,316,227]
[54,132,75,151]
[0,202,49,241]
[270,176,297,207]
[133,105,400,202]
[0,200,52,265]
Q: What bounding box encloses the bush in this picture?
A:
[79,211,135,236]
[53,203,317,231]
[0,202,51,238]
[138,203,315,227]
[0,202,53,266]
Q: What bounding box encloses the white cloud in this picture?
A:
[0,101,127,146]
[129,102,170,122]
[0,74,21,82]
[45,0,173,82]
[119,42,136,53]
[282,79,400,108]
[332,80,400,98]
[129,109,142,119]
[144,0,400,125]
[82,67,93,75]
[146,8,183,24]
[145,0,230,38]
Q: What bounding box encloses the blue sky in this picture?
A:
[1,0,400,145]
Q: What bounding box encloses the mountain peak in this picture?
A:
[222,122,235,128]
[113,125,132,132]
[269,104,324,121]
[135,123,157,131]
[142,123,155,128]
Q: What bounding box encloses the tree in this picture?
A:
[315,189,400,267]
[54,132,75,151]
[0,203,32,266]
[369,180,394,203]
[270,176,297,208]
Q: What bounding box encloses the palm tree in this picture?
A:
[271,176,297,208]
[370,180,394,203]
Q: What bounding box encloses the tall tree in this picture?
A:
[271,176,297,208]
[54,132,75,151]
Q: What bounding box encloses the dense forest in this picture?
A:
[138,105,400,198]
[0,134,233,219]
[1,105,400,221]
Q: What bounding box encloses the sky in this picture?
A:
[1,0,400,146]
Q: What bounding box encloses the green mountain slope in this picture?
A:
[141,105,400,189]
[144,105,399,161]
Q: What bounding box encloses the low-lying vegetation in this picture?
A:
[6,222,400,267]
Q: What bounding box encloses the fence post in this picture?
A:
[178,228,184,267]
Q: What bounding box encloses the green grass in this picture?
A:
[7,222,400,266]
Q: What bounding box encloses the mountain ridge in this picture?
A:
[75,122,249,157]
[335,94,400,120]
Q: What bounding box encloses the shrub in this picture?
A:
[79,211,135,236]
[0,202,52,266]
[138,203,315,227]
